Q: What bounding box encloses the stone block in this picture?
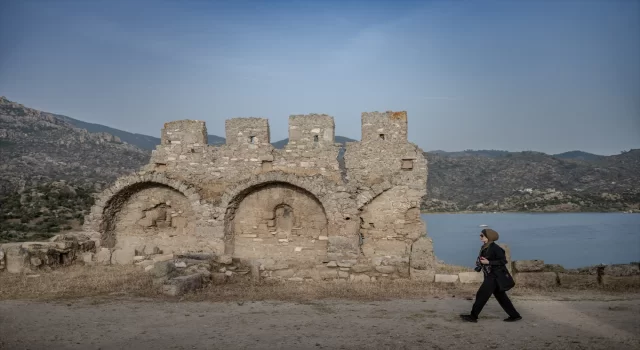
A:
[410,237,435,270]
[458,272,484,284]
[153,254,174,262]
[515,272,558,288]
[96,248,111,265]
[337,260,357,268]
[216,254,233,265]
[5,246,28,273]
[558,273,599,289]
[375,265,396,274]
[372,240,409,256]
[435,274,459,283]
[211,273,227,285]
[513,260,544,272]
[350,274,371,283]
[111,248,136,265]
[264,263,289,271]
[273,269,295,278]
[143,245,161,255]
[351,264,372,273]
[601,275,640,289]
[318,267,338,280]
[151,261,176,278]
[0,249,5,271]
[295,268,321,281]
[30,257,43,267]
[327,236,359,254]
[162,274,204,296]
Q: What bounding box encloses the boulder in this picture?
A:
[458,272,484,284]
[515,272,558,288]
[162,273,204,296]
[151,261,176,278]
[513,260,544,273]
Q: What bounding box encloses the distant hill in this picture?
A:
[428,149,514,158]
[551,150,604,162]
[57,114,225,150]
[423,149,640,212]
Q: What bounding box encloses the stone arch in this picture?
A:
[89,172,205,248]
[219,172,345,255]
[358,185,425,248]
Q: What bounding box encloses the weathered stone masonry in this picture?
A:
[80,111,436,282]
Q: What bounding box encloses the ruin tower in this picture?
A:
[286,114,335,148]
[225,117,270,147]
[361,111,408,143]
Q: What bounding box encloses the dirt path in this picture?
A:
[1,295,639,350]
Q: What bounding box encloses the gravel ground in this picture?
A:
[1,295,639,350]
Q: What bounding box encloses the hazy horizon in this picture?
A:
[1,0,638,156]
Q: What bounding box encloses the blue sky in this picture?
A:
[1,0,638,155]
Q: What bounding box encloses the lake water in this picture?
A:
[423,213,640,269]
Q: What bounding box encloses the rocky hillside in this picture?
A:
[423,150,640,212]
[0,97,150,241]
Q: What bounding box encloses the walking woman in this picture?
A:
[460,228,522,323]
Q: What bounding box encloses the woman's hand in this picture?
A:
[479,257,489,265]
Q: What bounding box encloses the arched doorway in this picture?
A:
[224,181,328,263]
[92,174,203,252]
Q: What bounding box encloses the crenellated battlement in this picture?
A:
[158,111,409,149]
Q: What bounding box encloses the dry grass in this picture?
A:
[1,265,637,302]
[185,279,478,303]
[436,263,474,274]
[0,265,160,301]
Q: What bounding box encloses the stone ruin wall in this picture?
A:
[72,111,435,283]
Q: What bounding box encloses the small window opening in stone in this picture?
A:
[402,159,414,170]
[314,135,319,143]
[379,134,385,140]
[261,160,273,171]
[155,163,167,171]
[189,148,195,153]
